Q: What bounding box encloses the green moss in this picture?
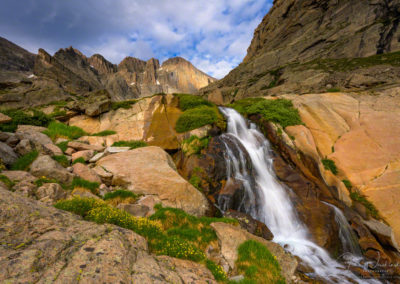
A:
[342,179,352,190]
[49,110,67,118]
[111,140,148,149]
[52,155,69,167]
[235,240,285,284]
[71,177,99,194]
[91,130,117,137]
[322,158,338,175]
[11,150,39,171]
[103,189,138,201]
[111,100,137,110]
[230,98,302,128]
[175,106,218,133]
[72,157,86,165]
[182,135,210,156]
[350,192,380,220]
[43,122,87,140]
[0,174,14,189]
[0,109,53,132]
[175,93,213,111]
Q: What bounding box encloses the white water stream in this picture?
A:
[219,107,380,283]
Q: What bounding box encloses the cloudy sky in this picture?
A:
[0,0,272,78]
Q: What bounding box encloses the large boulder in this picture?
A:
[30,155,73,183]
[0,186,216,283]
[72,163,101,183]
[97,146,210,216]
[210,222,297,283]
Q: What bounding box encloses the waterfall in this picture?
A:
[219,107,380,284]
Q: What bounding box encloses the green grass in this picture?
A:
[91,130,117,137]
[49,110,67,118]
[0,109,53,132]
[182,135,210,156]
[235,240,285,284]
[71,177,99,194]
[52,155,69,167]
[54,198,231,280]
[175,93,213,111]
[301,50,400,73]
[0,174,14,189]
[322,158,338,175]
[10,150,39,171]
[111,100,137,111]
[229,98,302,128]
[327,88,341,92]
[72,157,86,165]
[56,141,69,153]
[34,177,60,187]
[175,106,219,133]
[350,192,380,220]
[111,140,148,149]
[103,189,138,201]
[43,122,87,140]
[342,179,352,190]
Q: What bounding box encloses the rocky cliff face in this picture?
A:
[0,37,216,109]
[201,0,400,103]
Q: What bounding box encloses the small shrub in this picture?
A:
[72,157,86,165]
[350,192,380,219]
[103,189,138,200]
[52,155,69,167]
[175,93,212,111]
[152,236,206,262]
[55,197,106,217]
[175,106,218,133]
[56,141,69,153]
[91,130,117,137]
[111,140,148,149]
[228,98,266,115]
[0,109,52,132]
[206,259,227,281]
[111,100,137,110]
[0,174,14,189]
[11,150,39,171]
[322,158,338,175]
[43,122,87,140]
[71,177,99,194]
[236,240,285,284]
[342,179,352,190]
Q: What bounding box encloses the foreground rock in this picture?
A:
[30,155,73,183]
[0,186,216,283]
[97,146,210,216]
[210,222,297,283]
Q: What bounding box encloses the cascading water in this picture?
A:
[218,107,380,284]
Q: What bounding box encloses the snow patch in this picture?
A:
[27,74,36,78]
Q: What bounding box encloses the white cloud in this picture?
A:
[0,0,273,78]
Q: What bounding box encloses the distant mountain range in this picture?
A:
[0,36,216,108]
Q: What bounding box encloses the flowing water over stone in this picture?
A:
[218,107,380,284]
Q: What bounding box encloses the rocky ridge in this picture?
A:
[0,37,216,109]
[200,0,400,103]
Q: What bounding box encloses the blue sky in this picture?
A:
[0,0,272,78]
